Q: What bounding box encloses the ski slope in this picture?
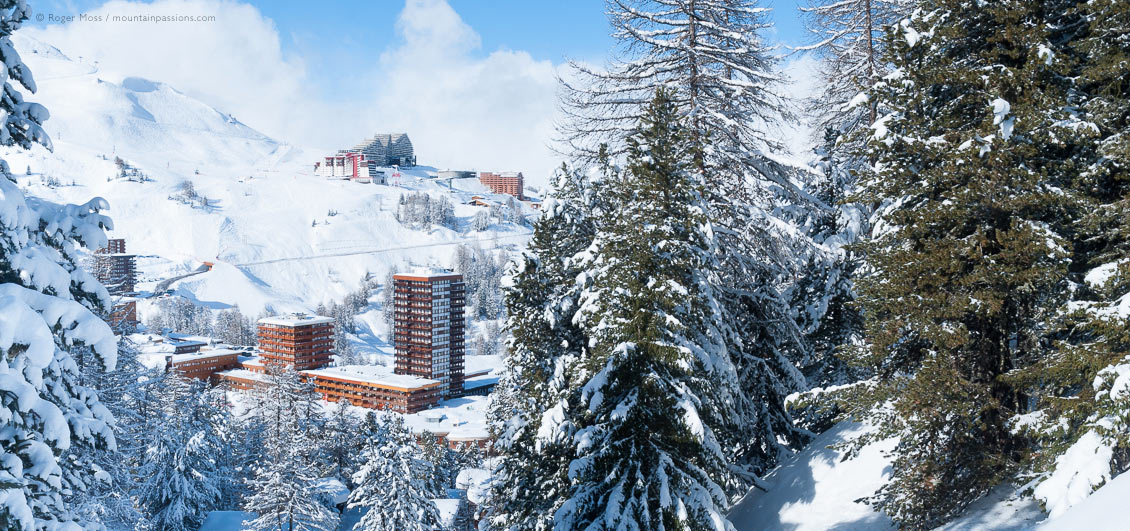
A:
[4,34,534,320]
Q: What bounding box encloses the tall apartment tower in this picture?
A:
[257,314,334,370]
[393,270,465,398]
[93,238,136,295]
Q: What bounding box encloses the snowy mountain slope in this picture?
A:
[3,34,533,318]
[729,421,1063,531]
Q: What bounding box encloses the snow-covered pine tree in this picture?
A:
[1002,0,1130,507]
[243,367,338,531]
[63,337,158,527]
[797,0,912,132]
[381,266,400,328]
[791,0,914,390]
[318,398,362,487]
[135,373,224,530]
[488,164,598,530]
[563,0,815,481]
[348,415,441,531]
[242,452,339,531]
[847,1,1083,526]
[0,2,121,527]
[555,89,740,529]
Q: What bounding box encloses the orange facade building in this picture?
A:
[394,271,466,398]
[258,315,334,370]
[167,348,242,383]
[478,171,524,200]
[303,366,442,414]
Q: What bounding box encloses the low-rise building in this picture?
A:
[167,348,241,382]
[302,365,443,414]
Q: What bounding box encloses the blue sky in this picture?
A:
[30,0,810,70]
[25,0,815,185]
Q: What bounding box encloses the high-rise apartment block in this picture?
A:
[393,270,465,398]
[93,238,136,295]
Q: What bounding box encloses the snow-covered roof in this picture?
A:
[216,369,268,382]
[302,365,441,390]
[464,375,499,391]
[168,348,241,363]
[433,498,462,527]
[446,424,490,440]
[395,267,460,280]
[258,313,334,327]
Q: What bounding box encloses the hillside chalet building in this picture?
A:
[393,270,466,398]
[478,171,524,200]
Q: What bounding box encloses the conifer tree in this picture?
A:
[135,373,224,530]
[243,368,338,531]
[556,89,739,529]
[317,398,362,487]
[63,338,158,527]
[848,1,1082,526]
[0,2,120,527]
[793,0,915,390]
[348,415,441,531]
[564,0,814,483]
[488,163,598,530]
[1004,0,1130,501]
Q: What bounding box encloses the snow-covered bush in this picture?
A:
[1033,355,1130,517]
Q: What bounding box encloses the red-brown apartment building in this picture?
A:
[394,270,466,398]
[478,171,524,200]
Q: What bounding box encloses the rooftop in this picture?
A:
[169,348,242,363]
[258,313,335,327]
[302,365,441,391]
[216,368,268,383]
[395,268,462,281]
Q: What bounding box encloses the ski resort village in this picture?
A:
[1,0,1128,530]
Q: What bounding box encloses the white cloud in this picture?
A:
[25,0,564,186]
[25,0,326,145]
[365,0,561,185]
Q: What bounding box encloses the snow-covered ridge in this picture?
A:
[4,33,533,321]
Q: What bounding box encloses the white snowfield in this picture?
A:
[729,421,1130,530]
[5,33,533,322]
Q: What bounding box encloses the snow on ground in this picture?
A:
[7,33,534,321]
[1037,471,1130,530]
[729,423,897,531]
[200,511,253,531]
[729,422,1051,531]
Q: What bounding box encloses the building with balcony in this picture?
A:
[166,348,242,383]
[394,270,466,398]
[258,314,334,370]
[302,365,442,414]
[93,238,136,295]
[346,133,415,167]
[314,152,387,184]
[478,171,524,200]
